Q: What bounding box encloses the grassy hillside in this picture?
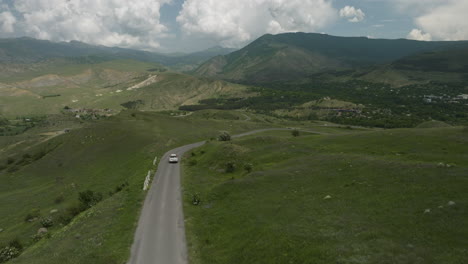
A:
[194,32,468,83]
[0,110,270,264]
[356,47,468,86]
[183,127,468,264]
[0,59,252,117]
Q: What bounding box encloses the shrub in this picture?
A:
[56,203,85,225]
[243,163,253,173]
[189,159,198,166]
[56,212,74,225]
[192,194,201,205]
[8,240,23,251]
[40,217,53,228]
[292,129,300,137]
[0,246,20,262]
[225,162,236,173]
[67,204,85,218]
[114,182,128,193]
[78,190,103,209]
[115,185,123,193]
[121,100,144,110]
[218,132,231,141]
[24,208,40,222]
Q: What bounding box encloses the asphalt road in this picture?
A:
[127,141,204,264]
[127,128,321,264]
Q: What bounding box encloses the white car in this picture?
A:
[168,154,179,163]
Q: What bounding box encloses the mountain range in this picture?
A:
[0,37,235,71]
[194,32,468,83]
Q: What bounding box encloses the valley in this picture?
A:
[0,32,467,264]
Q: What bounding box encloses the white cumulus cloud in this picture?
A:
[414,1,468,41]
[0,11,16,33]
[176,0,337,48]
[393,0,468,41]
[339,6,365,23]
[3,0,173,50]
[407,29,432,41]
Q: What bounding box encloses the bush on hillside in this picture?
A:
[121,100,144,110]
[24,208,41,222]
[78,190,103,209]
[112,182,129,194]
[192,194,201,205]
[292,129,300,137]
[218,132,231,141]
[244,163,253,173]
[0,246,20,263]
[40,217,54,228]
[0,240,23,262]
[225,162,236,173]
[8,240,23,251]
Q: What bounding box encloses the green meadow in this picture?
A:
[0,110,269,264]
[182,126,468,264]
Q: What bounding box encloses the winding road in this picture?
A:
[127,128,321,264]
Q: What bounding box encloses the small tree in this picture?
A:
[243,163,253,173]
[292,129,300,137]
[218,132,231,141]
[225,162,236,173]
[78,190,103,209]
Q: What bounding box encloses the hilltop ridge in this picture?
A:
[194,32,468,83]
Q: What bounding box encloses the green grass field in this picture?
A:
[182,127,468,264]
[0,110,271,264]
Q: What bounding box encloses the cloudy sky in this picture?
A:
[0,0,467,53]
